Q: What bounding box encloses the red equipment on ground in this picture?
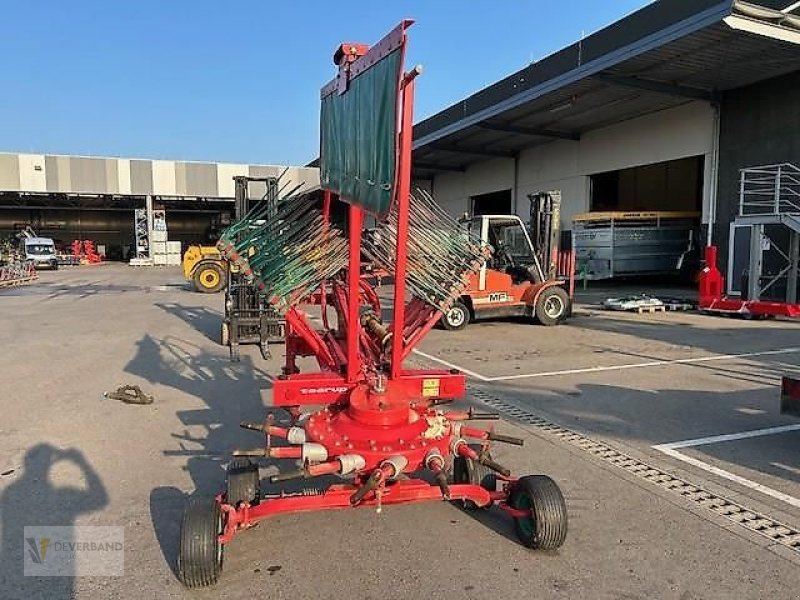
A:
[71,239,103,264]
[698,245,800,318]
[177,21,568,588]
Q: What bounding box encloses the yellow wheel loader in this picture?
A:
[183,245,227,293]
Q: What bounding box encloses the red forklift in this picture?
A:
[441,192,575,330]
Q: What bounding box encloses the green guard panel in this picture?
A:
[320,48,401,216]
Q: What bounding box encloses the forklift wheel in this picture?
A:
[178,497,224,588]
[441,300,470,331]
[220,322,230,347]
[509,475,568,550]
[534,286,569,326]
[193,263,225,293]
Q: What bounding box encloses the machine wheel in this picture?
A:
[178,498,224,588]
[225,458,260,506]
[509,475,568,550]
[534,286,569,326]
[193,262,225,293]
[51,260,59,270]
[452,451,497,510]
[441,300,470,331]
[220,322,230,347]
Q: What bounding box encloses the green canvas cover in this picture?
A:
[320,48,402,217]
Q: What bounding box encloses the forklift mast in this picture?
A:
[226,175,284,361]
[233,175,278,221]
[528,191,562,280]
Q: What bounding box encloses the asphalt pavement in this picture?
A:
[1,264,799,599]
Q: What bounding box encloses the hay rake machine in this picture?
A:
[177,20,567,588]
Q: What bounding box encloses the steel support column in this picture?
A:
[788,229,799,304]
[748,223,764,301]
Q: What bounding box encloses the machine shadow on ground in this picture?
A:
[155,302,225,344]
[0,445,108,599]
[127,302,276,579]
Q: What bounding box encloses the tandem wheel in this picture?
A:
[452,450,497,510]
[226,457,260,507]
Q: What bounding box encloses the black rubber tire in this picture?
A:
[51,260,59,271]
[534,286,570,326]
[220,322,230,347]
[225,458,260,507]
[193,262,225,293]
[441,300,470,331]
[509,475,568,550]
[452,450,497,510]
[178,497,224,588]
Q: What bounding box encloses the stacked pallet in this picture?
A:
[166,241,182,266]
[149,209,182,266]
[152,228,168,265]
[152,235,182,266]
[602,295,696,313]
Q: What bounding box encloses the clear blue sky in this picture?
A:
[0,1,650,166]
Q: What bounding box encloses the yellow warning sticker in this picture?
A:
[422,378,440,397]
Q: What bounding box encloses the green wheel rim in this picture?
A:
[513,492,535,538]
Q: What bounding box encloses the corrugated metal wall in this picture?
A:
[716,69,800,273]
[0,153,319,199]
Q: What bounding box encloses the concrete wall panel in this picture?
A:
[184,162,217,197]
[152,160,177,196]
[174,162,187,197]
[0,154,20,191]
[45,155,60,191]
[216,163,248,198]
[248,165,282,179]
[69,157,109,193]
[130,160,153,195]
[0,153,319,200]
[17,154,47,192]
[104,159,119,195]
[56,156,72,192]
[117,159,131,195]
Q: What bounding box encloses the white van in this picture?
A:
[21,237,59,270]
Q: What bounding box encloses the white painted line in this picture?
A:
[411,349,490,382]
[653,445,800,510]
[484,346,800,382]
[656,424,800,450]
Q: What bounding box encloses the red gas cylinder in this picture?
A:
[698,245,724,304]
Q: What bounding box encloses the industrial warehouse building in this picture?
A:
[411,0,800,286]
[1,0,798,285]
[0,154,318,260]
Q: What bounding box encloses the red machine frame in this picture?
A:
[699,245,800,318]
[178,21,567,588]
